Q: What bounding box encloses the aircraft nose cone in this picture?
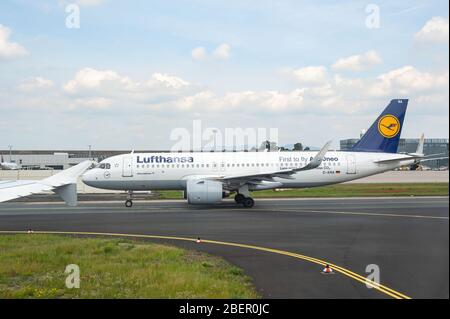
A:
[81,171,96,186]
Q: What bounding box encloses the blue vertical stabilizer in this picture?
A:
[352,99,408,153]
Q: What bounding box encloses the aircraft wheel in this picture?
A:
[234,193,245,204]
[242,197,254,208]
[125,199,133,208]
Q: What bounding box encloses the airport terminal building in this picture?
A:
[340,138,449,169]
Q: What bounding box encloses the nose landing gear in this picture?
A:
[125,191,133,208]
[125,199,133,208]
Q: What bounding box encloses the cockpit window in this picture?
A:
[96,163,111,169]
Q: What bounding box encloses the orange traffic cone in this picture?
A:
[322,264,333,274]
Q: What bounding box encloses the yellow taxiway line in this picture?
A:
[0,230,411,299]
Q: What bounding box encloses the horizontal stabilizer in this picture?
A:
[374,153,448,164]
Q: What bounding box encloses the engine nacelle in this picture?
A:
[186,179,223,204]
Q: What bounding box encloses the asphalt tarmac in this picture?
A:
[0,197,448,299]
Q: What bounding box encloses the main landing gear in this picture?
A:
[125,191,133,208]
[234,193,255,208]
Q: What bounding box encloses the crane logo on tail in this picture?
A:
[378,114,400,138]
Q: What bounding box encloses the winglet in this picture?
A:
[310,140,332,168]
[416,133,425,155]
[299,140,332,171]
[46,161,94,206]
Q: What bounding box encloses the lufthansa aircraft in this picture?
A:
[0,154,19,170]
[82,99,442,208]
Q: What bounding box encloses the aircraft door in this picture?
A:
[122,156,133,177]
[346,155,356,174]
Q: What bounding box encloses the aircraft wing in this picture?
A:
[0,160,94,206]
[212,141,332,186]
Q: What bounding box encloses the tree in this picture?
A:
[293,142,303,151]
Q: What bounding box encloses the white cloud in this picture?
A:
[174,89,305,112]
[414,17,449,43]
[368,66,449,97]
[62,68,192,109]
[10,65,447,121]
[75,0,106,6]
[290,66,328,85]
[332,50,382,72]
[191,47,207,61]
[63,68,133,93]
[0,24,27,59]
[72,97,112,109]
[213,43,231,59]
[191,43,231,61]
[151,73,190,89]
[19,77,54,91]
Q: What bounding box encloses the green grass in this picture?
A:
[0,234,259,299]
[155,183,448,199]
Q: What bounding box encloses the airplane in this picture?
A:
[81,99,447,208]
[1,154,19,170]
[0,161,94,206]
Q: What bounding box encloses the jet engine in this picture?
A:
[186,179,223,204]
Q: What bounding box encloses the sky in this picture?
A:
[0,0,448,150]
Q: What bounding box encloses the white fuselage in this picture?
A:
[82,151,414,191]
